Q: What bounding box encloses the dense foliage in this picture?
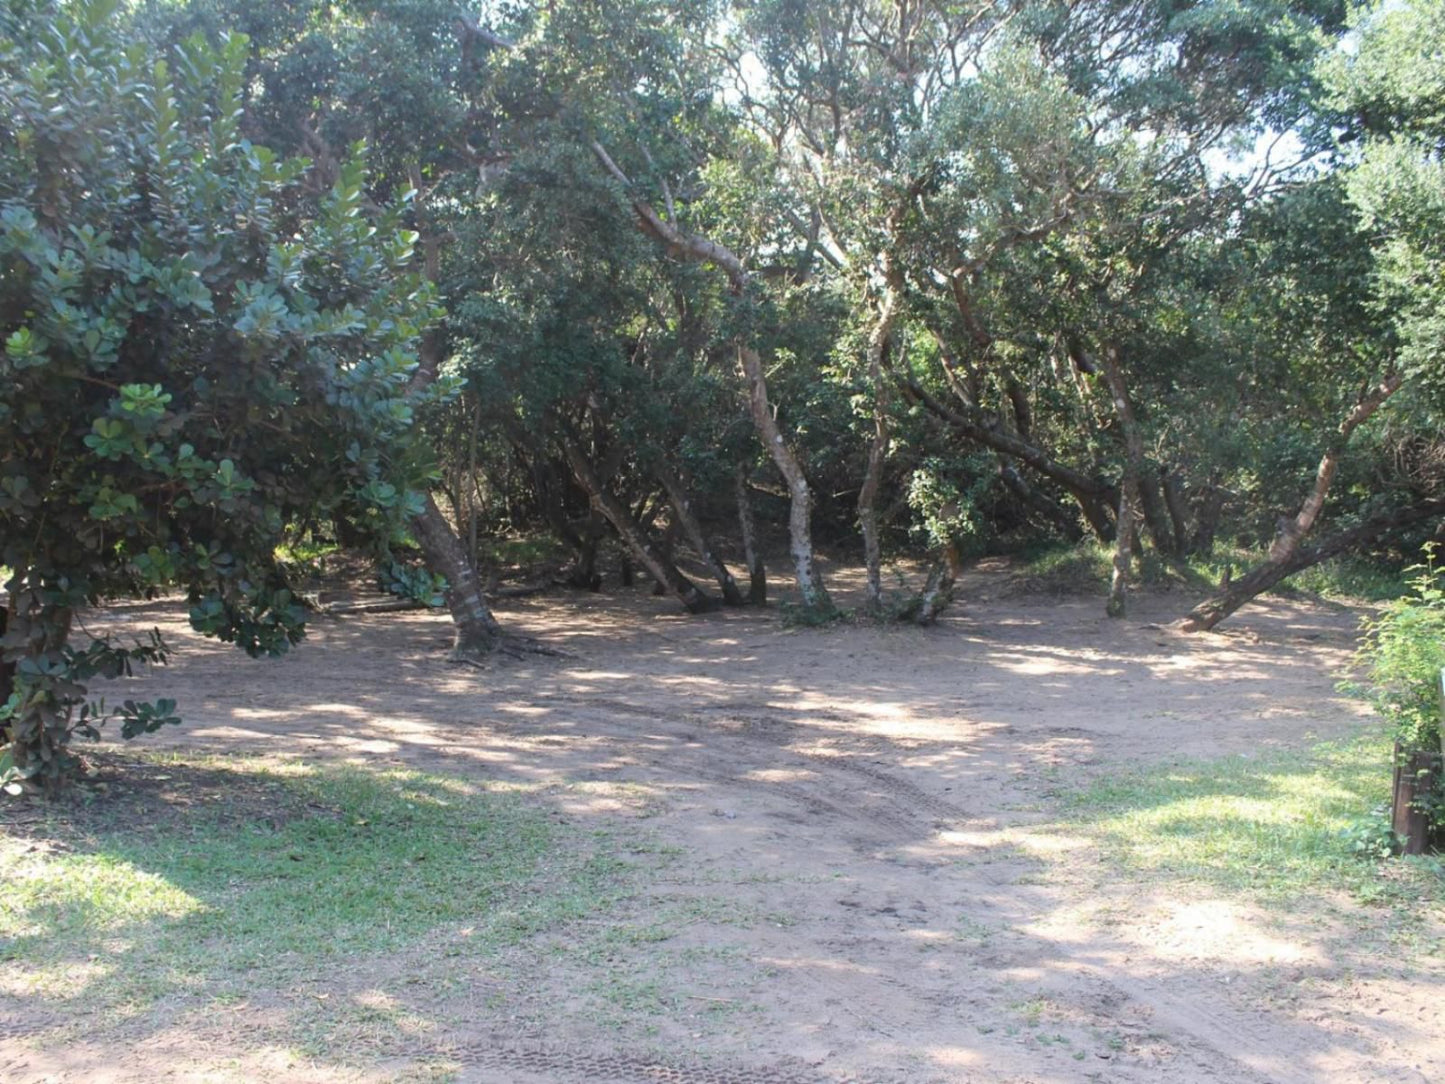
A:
[0,0,440,787]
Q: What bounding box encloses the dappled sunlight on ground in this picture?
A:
[4,566,1441,1084]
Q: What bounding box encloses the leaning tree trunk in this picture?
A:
[656,462,744,606]
[404,170,508,655]
[1101,348,1145,619]
[589,140,832,614]
[1182,374,1404,632]
[997,461,1085,542]
[562,439,718,614]
[412,495,504,659]
[735,466,767,604]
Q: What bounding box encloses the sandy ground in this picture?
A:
[3,561,1442,1083]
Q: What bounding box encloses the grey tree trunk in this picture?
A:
[588,141,831,615]
[1102,348,1145,619]
[1137,469,1178,557]
[738,344,833,613]
[404,179,507,655]
[858,267,902,612]
[914,542,961,626]
[1107,482,1139,619]
[412,495,504,659]
[735,467,767,604]
[1162,469,1192,555]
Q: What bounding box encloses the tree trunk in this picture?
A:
[565,511,605,591]
[1391,740,1444,855]
[1102,348,1145,618]
[588,140,831,615]
[1138,469,1177,557]
[858,267,902,612]
[403,175,507,654]
[738,345,833,613]
[0,605,12,715]
[412,495,504,659]
[465,393,482,572]
[563,439,718,614]
[1182,376,1405,631]
[997,461,1084,541]
[1190,481,1227,555]
[657,462,744,605]
[914,541,961,626]
[1186,497,1445,635]
[1162,468,1192,556]
[735,466,767,604]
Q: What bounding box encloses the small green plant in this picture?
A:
[1349,546,1445,752]
[1340,805,1402,860]
[778,599,847,628]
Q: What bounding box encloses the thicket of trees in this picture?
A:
[4,0,1445,786]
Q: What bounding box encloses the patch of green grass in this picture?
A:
[486,535,569,570]
[1010,541,1408,603]
[1007,541,1208,597]
[274,539,341,566]
[1186,545,1406,603]
[0,754,640,1008]
[1058,731,1445,907]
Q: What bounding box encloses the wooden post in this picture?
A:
[1391,741,1433,855]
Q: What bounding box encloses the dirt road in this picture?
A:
[5,565,1441,1083]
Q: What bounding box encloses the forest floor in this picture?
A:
[3,558,1443,1083]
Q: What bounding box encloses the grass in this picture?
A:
[0,752,644,1012]
[1057,729,1445,909]
[1010,540,1408,603]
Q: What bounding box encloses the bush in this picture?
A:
[1351,546,1445,753]
[0,2,441,790]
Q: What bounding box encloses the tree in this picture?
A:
[1183,0,1445,630]
[0,0,442,788]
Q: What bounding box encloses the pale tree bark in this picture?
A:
[1101,347,1145,618]
[1182,374,1404,632]
[590,140,833,613]
[656,461,745,606]
[562,439,719,614]
[735,466,767,604]
[1106,484,1139,618]
[858,259,903,612]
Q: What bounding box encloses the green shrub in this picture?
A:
[1350,546,1445,753]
